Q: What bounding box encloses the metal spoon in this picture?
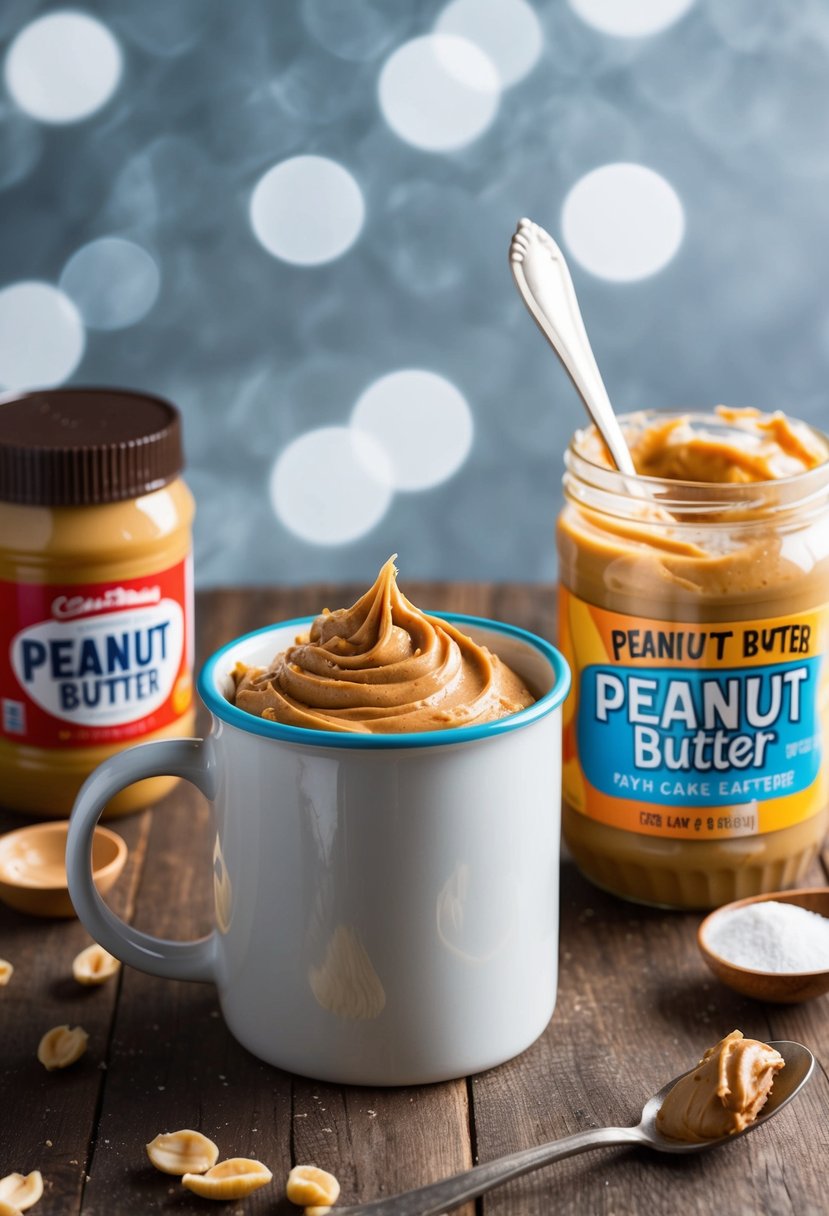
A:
[333,1041,813,1215]
[509,216,636,476]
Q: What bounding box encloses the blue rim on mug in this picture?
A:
[197,612,571,750]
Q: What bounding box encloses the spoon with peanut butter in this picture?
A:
[509,217,637,476]
[333,1034,813,1215]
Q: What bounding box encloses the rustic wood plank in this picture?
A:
[491,584,556,643]
[0,809,148,1216]
[196,582,552,644]
[471,853,829,1216]
[291,1078,473,1210]
[3,583,826,1216]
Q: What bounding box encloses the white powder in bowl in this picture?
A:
[704,901,829,973]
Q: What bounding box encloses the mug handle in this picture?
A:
[66,739,217,983]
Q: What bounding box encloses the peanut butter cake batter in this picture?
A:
[232,557,534,733]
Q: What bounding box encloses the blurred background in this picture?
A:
[1,0,828,587]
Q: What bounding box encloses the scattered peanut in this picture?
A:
[146,1130,219,1176]
[0,960,12,986]
[72,943,120,986]
[37,1025,88,1071]
[0,1171,43,1211]
[0,1200,23,1216]
[182,1158,272,1199]
[286,1165,340,1211]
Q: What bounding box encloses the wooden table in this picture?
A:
[1,585,827,1215]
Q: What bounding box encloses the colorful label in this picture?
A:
[559,587,828,839]
[0,560,193,749]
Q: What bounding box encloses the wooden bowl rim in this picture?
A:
[698,887,829,979]
[0,820,127,893]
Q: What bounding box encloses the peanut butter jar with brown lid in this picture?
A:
[0,388,195,816]
[557,407,829,910]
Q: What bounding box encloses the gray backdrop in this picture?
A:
[1,0,827,587]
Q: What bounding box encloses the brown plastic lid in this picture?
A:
[0,387,184,506]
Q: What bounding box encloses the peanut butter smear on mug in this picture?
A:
[656,1030,784,1143]
[584,406,828,482]
[232,557,535,734]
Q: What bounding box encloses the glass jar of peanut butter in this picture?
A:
[0,388,195,816]
[558,407,829,909]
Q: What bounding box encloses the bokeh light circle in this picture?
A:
[567,0,696,38]
[435,0,542,87]
[4,12,122,123]
[60,237,160,330]
[250,156,365,266]
[270,426,393,544]
[378,35,500,152]
[351,370,474,490]
[561,162,685,281]
[0,281,85,389]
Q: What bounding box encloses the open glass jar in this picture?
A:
[557,411,829,910]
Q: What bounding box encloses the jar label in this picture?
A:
[559,587,827,839]
[0,560,193,749]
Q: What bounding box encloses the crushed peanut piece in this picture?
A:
[72,944,120,986]
[182,1158,272,1199]
[37,1025,88,1071]
[146,1130,219,1176]
[0,960,12,986]
[0,1172,43,1211]
[0,1200,23,1216]
[286,1165,340,1210]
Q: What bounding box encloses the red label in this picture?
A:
[0,559,193,749]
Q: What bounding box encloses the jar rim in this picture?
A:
[565,409,829,518]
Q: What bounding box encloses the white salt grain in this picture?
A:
[705,901,829,973]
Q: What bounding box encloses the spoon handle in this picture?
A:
[337,1126,642,1215]
[510,217,637,477]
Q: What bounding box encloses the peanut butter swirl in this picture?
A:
[582,405,828,483]
[656,1030,784,1143]
[232,557,535,734]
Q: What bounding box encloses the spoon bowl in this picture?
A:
[698,889,829,1003]
[331,1040,813,1214]
[638,1039,814,1153]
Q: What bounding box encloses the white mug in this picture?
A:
[66,614,570,1086]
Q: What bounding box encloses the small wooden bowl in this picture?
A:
[698,888,829,1004]
[0,821,127,919]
